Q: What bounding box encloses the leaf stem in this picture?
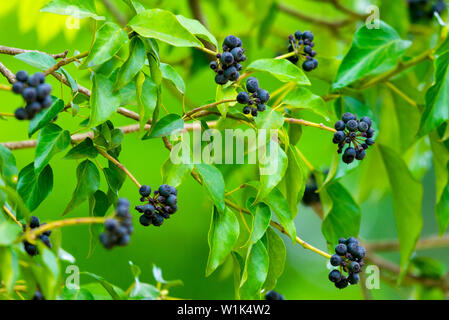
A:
[274,51,297,60]
[0,84,11,91]
[0,112,15,117]
[2,206,22,227]
[384,81,418,107]
[96,147,142,188]
[182,99,236,120]
[197,47,218,57]
[43,51,89,75]
[284,118,336,133]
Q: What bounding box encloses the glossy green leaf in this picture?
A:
[255,107,284,131]
[0,221,21,245]
[332,21,411,90]
[81,272,125,300]
[15,52,57,70]
[161,158,193,188]
[379,144,423,279]
[195,164,226,213]
[246,199,271,245]
[246,58,310,85]
[206,207,239,276]
[144,114,184,139]
[34,123,71,174]
[176,14,218,48]
[283,146,306,218]
[136,72,157,130]
[239,240,269,300]
[215,85,237,116]
[89,74,121,128]
[29,98,65,137]
[82,22,128,68]
[283,86,328,120]
[263,227,286,291]
[115,37,146,90]
[0,145,18,187]
[256,142,288,202]
[0,247,18,294]
[17,163,53,211]
[64,138,98,160]
[321,181,361,245]
[41,0,104,20]
[419,52,449,137]
[160,63,185,94]
[128,9,203,47]
[435,162,449,235]
[64,160,100,215]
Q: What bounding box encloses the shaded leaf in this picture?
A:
[247,58,310,85]
[17,163,53,211]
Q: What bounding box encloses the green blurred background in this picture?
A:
[0,0,447,299]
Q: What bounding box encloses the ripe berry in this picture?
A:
[29,102,42,114]
[105,219,119,232]
[166,195,177,206]
[22,87,37,103]
[40,234,52,248]
[16,70,28,82]
[349,261,361,273]
[302,59,315,72]
[152,214,164,226]
[223,35,241,49]
[251,108,258,117]
[158,184,171,197]
[335,243,347,256]
[347,242,358,256]
[246,77,259,93]
[342,147,356,164]
[294,30,302,40]
[220,52,234,66]
[342,112,355,123]
[257,89,270,103]
[257,104,266,112]
[328,270,342,283]
[304,45,313,55]
[231,47,244,61]
[335,277,349,289]
[224,66,239,81]
[33,290,45,300]
[237,92,250,104]
[209,61,218,70]
[330,254,343,266]
[14,108,27,120]
[360,116,372,128]
[139,185,151,197]
[265,290,285,300]
[30,216,40,228]
[346,119,358,131]
[139,215,152,226]
[243,106,251,114]
[348,273,360,285]
[334,120,345,131]
[215,74,228,85]
[366,138,375,146]
[12,81,24,94]
[333,131,346,144]
[354,246,366,259]
[302,31,314,41]
[356,149,366,160]
[366,128,375,138]
[29,72,45,86]
[338,237,346,244]
[358,121,369,132]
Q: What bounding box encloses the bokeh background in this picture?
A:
[0,0,447,299]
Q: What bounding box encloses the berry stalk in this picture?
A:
[284,118,337,133]
[2,206,22,227]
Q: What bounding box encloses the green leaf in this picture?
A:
[161,158,193,188]
[144,114,184,139]
[29,98,65,137]
[379,144,423,279]
[206,207,239,276]
[89,74,121,128]
[41,0,104,20]
[176,14,218,48]
[15,52,57,70]
[152,265,183,288]
[17,163,53,211]
[419,52,449,137]
[64,160,100,215]
[64,138,99,160]
[283,86,328,120]
[0,221,21,245]
[128,9,203,47]
[254,107,284,131]
[115,37,146,90]
[246,58,310,85]
[195,164,226,213]
[332,21,411,90]
[0,145,18,187]
[263,227,286,291]
[82,22,128,68]
[215,85,237,116]
[34,123,71,174]
[81,272,125,300]
[160,63,185,94]
[0,247,18,294]
[435,162,449,235]
[246,200,271,245]
[321,182,361,245]
[239,240,269,300]
[256,142,288,202]
[136,72,157,130]
[283,146,306,218]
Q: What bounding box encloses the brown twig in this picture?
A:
[364,234,449,252]
[0,61,16,84]
[0,46,68,59]
[43,51,89,76]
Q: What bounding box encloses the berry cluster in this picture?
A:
[99,198,133,249]
[286,30,318,72]
[12,70,52,120]
[135,184,178,227]
[210,35,246,85]
[408,0,446,22]
[22,216,52,256]
[236,77,270,117]
[328,237,366,289]
[332,113,375,164]
[265,290,285,300]
[33,290,45,300]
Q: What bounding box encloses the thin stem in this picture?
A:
[43,51,89,75]
[270,83,292,99]
[2,206,22,227]
[364,234,449,252]
[0,112,15,117]
[0,285,27,294]
[295,148,315,172]
[0,84,11,91]
[197,46,218,57]
[274,51,297,60]
[16,217,106,243]
[0,46,68,59]
[285,118,336,133]
[96,147,142,188]
[225,184,247,196]
[183,99,236,120]
[384,81,418,107]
